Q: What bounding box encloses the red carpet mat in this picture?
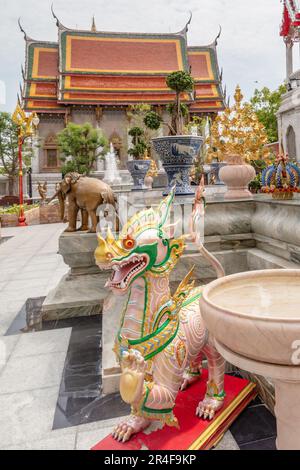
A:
[92,371,256,451]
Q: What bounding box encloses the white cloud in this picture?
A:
[0,0,286,112]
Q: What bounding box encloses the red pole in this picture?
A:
[18,135,27,227]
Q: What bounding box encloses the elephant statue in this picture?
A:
[49,172,118,233]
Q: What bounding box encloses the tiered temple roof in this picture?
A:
[280,0,300,40]
[21,15,225,114]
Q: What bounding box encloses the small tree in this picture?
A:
[143,70,194,136]
[0,112,32,196]
[166,71,194,135]
[128,127,147,159]
[250,84,286,143]
[57,122,108,175]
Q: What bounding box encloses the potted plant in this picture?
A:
[127,126,151,190]
[206,86,271,199]
[144,71,204,196]
[249,174,263,194]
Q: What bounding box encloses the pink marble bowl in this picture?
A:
[200,270,300,366]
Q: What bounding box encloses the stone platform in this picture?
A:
[41,232,111,321]
[41,192,300,394]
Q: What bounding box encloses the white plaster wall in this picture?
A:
[278,90,300,162]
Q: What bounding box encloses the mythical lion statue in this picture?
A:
[95,181,226,442]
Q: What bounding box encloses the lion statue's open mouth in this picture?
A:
[105,254,149,291]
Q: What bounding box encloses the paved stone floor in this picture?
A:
[0,223,276,450]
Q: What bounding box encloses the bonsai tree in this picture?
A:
[166,71,194,135]
[143,70,194,136]
[128,126,147,160]
[57,122,108,175]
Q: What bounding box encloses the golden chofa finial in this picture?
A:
[234,85,243,108]
[91,16,97,32]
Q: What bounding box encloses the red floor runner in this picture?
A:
[92,370,256,451]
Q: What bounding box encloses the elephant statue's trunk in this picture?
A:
[57,191,65,221]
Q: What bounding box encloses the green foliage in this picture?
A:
[249,84,286,143]
[166,70,194,135]
[0,203,39,215]
[127,105,160,157]
[0,112,33,195]
[128,142,147,159]
[143,111,162,131]
[57,122,108,175]
[127,103,152,120]
[249,174,262,193]
[128,127,144,138]
[166,103,189,118]
[128,125,147,159]
[166,70,194,94]
[250,158,268,173]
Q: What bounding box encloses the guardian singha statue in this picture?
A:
[95,181,226,442]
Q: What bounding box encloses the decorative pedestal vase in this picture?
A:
[127,160,151,191]
[152,135,203,196]
[219,155,255,199]
[200,269,300,450]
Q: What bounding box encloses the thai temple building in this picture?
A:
[20,11,225,195]
[278,0,300,161]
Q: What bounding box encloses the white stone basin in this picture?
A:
[200,269,300,365]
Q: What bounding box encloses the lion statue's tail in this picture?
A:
[190,176,225,279]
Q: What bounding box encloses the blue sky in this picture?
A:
[0,0,286,112]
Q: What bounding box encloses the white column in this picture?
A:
[31,133,40,174]
[286,40,293,80]
[127,129,133,161]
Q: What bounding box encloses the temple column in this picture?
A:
[286,39,294,80]
[31,131,40,174]
[126,107,133,162]
[95,106,104,171]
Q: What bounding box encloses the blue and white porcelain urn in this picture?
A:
[152,135,203,196]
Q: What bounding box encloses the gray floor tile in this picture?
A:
[76,426,114,450]
[0,335,20,371]
[214,431,240,450]
[2,432,76,450]
[0,351,66,393]
[11,329,71,358]
[0,386,60,447]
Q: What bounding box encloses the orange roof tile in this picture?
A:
[21,25,225,114]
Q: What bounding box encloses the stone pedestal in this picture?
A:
[41,194,300,395]
[215,340,300,450]
[39,203,61,224]
[42,232,112,321]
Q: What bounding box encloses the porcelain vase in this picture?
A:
[127,160,151,191]
[152,135,203,196]
[219,154,256,199]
